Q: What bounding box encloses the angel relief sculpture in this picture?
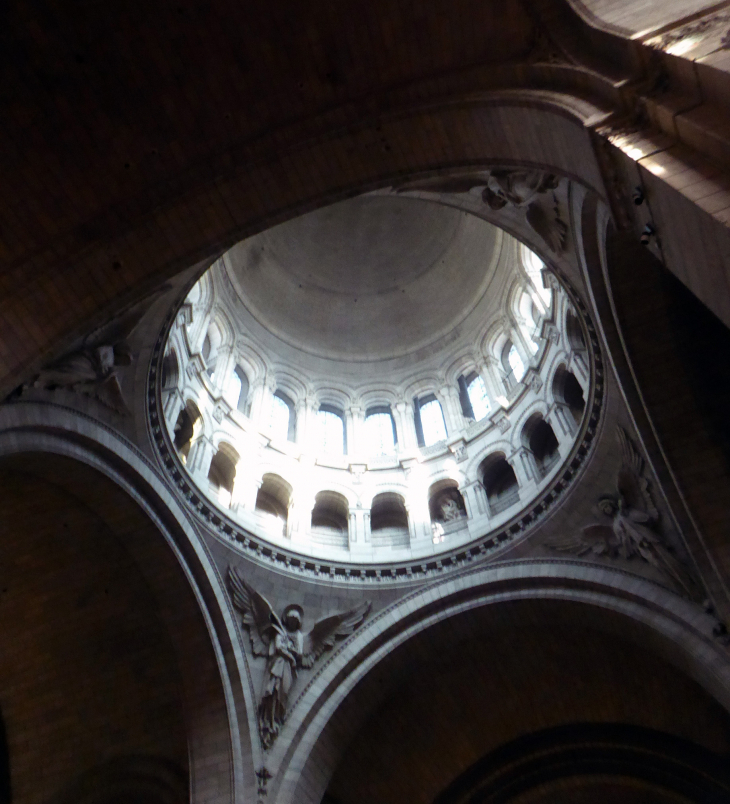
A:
[545,428,698,598]
[228,567,371,749]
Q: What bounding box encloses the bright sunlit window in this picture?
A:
[365,409,397,454]
[523,248,552,307]
[270,393,292,441]
[317,407,346,454]
[508,345,525,382]
[420,398,447,446]
[467,375,491,421]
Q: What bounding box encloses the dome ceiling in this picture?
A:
[223,195,502,363]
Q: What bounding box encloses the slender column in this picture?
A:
[346,403,364,456]
[348,509,358,544]
[478,357,504,405]
[248,379,267,428]
[509,321,533,373]
[164,388,183,426]
[463,481,486,517]
[189,437,215,486]
[439,385,465,434]
[394,400,418,450]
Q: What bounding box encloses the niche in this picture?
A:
[311,491,349,548]
[208,442,238,507]
[255,473,292,538]
[370,492,409,548]
[480,454,519,516]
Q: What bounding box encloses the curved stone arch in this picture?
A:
[443,352,482,388]
[510,399,553,451]
[271,372,307,407]
[312,385,351,412]
[360,480,411,510]
[465,437,514,480]
[254,459,300,494]
[402,373,445,401]
[0,403,257,804]
[233,337,268,384]
[271,561,730,804]
[358,387,399,410]
[310,481,359,510]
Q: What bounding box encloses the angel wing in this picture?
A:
[93,374,130,414]
[299,601,371,669]
[543,524,616,556]
[228,567,282,657]
[616,427,658,520]
[525,202,566,254]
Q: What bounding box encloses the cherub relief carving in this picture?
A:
[228,567,371,749]
[544,428,697,598]
[393,168,567,254]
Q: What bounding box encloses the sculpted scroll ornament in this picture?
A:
[228,567,371,749]
[544,428,697,598]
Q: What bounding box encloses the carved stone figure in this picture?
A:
[228,567,371,749]
[544,428,697,597]
[26,300,150,413]
[440,498,462,521]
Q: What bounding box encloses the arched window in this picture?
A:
[230,365,249,414]
[566,309,586,351]
[255,473,292,538]
[414,394,447,447]
[161,350,179,392]
[208,443,238,507]
[173,401,201,462]
[365,406,397,454]
[311,491,349,548]
[317,405,346,454]
[465,372,491,421]
[501,341,525,390]
[481,454,520,516]
[523,247,552,307]
[269,391,296,441]
[518,291,540,353]
[370,492,410,548]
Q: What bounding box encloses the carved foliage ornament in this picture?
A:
[544,427,699,598]
[228,567,371,749]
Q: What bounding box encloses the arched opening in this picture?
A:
[480,453,519,515]
[429,479,468,543]
[553,366,586,429]
[311,491,349,548]
[207,442,238,506]
[255,473,292,538]
[370,492,409,548]
[172,401,201,462]
[161,350,179,392]
[566,309,586,351]
[364,406,397,454]
[523,414,560,479]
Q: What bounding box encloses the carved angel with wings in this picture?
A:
[545,428,696,597]
[228,567,371,748]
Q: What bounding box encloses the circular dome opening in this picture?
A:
[156,193,596,567]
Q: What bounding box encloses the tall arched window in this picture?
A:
[317,405,346,454]
[501,341,525,390]
[365,406,397,454]
[270,391,296,441]
[523,247,552,307]
[232,365,249,413]
[414,394,447,447]
[466,373,491,421]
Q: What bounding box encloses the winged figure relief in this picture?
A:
[544,428,697,598]
[28,297,154,413]
[228,567,371,749]
[393,169,566,254]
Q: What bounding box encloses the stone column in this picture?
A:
[163,388,184,427]
[394,400,418,450]
[478,357,505,406]
[189,437,215,486]
[248,379,269,429]
[463,481,486,517]
[440,385,466,434]
[346,403,364,456]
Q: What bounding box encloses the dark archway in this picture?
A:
[432,724,730,804]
